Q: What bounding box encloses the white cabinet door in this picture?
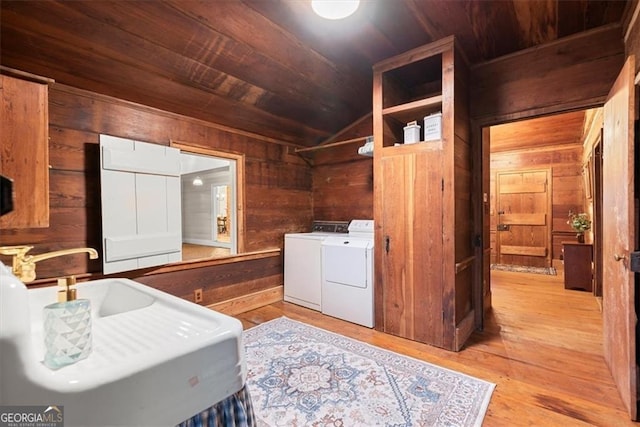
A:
[100,135,182,274]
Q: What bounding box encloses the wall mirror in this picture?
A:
[99,135,245,274]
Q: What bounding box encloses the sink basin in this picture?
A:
[0,263,246,426]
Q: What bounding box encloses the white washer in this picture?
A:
[284,221,349,311]
[321,220,374,328]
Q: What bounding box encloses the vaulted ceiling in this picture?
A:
[0,0,628,147]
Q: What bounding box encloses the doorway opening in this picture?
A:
[486,108,602,285]
[476,59,638,421]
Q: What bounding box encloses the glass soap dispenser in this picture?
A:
[43,276,92,369]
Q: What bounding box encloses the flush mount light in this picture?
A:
[311,0,360,20]
[192,176,203,186]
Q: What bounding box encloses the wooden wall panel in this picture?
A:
[311,115,374,221]
[244,156,313,240]
[312,162,373,221]
[0,84,311,304]
[471,25,624,124]
[133,254,283,306]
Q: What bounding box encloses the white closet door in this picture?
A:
[100,135,182,274]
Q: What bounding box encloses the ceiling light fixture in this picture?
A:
[192,176,203,186]
[311,0,360,20]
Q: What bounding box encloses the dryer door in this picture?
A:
[322,237,371,288]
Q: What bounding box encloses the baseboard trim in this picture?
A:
[208,285,283,315]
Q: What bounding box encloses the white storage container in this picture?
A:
[403,121,421,144]
[423,112,442,142]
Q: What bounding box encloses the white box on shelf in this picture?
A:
[403,121,421,144]
[423,112,442,141]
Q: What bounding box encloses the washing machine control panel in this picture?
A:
[348,220,374,234]
[311,220,350,233]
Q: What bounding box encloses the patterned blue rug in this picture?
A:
[244,317,494,426]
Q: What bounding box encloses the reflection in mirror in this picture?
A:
[180,153,237,261]
[99,135,244,274]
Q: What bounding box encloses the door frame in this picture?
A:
[593,139,604,298]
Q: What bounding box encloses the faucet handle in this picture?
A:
[0,245,33,257]
[0,245,35,282]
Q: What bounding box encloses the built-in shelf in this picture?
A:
[381,140,443,155]
[382,95,442,117]
[380,95,443,146]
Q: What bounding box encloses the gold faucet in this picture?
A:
[0,245,99,283]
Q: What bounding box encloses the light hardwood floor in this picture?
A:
[234,270,636,426]
[182,243,230,261]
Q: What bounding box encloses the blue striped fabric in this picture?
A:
[177,385,256,427]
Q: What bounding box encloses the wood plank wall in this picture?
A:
[471,24,625,124]
[0,84,313,305]
[311,116,374,221]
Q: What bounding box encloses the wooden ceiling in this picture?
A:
[0,1,627,147]
[490,110,594,153]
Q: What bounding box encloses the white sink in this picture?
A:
[0,263,246,426]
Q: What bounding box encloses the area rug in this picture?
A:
[490,263,557,275]
[244,317,495,426]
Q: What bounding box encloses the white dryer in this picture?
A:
[321,220,374,328]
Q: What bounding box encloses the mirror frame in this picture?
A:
[171,140,246,254]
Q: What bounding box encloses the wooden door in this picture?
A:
[602,55,637,420]
[375,151,444,347]
[495,169,551,268]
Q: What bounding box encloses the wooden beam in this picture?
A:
[0,65,54,85]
